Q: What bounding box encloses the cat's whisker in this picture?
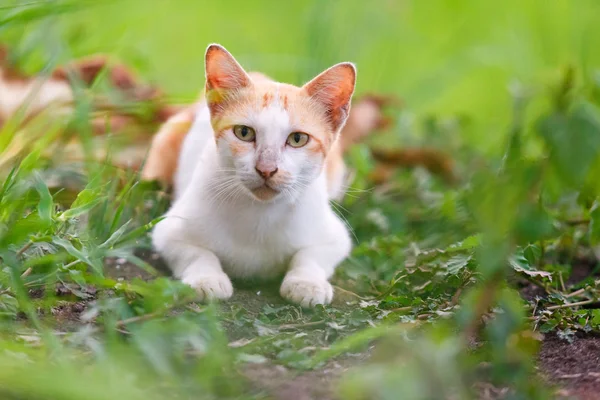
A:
[206,179,239,199]
[153,44,357,307]
[329,200,358,244]
[205,177,241,208]
[330,199,351,215]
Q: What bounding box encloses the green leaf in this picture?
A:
[538,102,600,188]
[58,189,106,221]
[514,203,555,243]
[53,237,90,264]
[522,244,541,266]
[590,199,600,246]
[446,235,481,252]
[111,217,164,247]
[99,220,132,249]
[444,254,472,275]
[2,213,44,247]
[68,270,87,287]
[509,250,552,281]
[33,174,53,224]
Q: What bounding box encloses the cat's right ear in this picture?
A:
[205,44,251,92]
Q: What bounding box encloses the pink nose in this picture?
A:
[255,166,278,179]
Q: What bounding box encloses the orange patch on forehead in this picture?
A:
[262,92,272,108]
[282,95,289,110]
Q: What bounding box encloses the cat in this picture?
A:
[151,44,356,307]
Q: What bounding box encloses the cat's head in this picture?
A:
[204,44,356,203]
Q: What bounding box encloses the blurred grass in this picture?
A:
[18,0,595,152]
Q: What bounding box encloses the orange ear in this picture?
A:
[205,44,251,91]
[303,62,356,131]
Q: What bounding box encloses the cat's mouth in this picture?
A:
[250,184,280,201]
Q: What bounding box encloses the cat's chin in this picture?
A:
[249,185,280,202]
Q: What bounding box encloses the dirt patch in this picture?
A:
[518,280,546,302]
[104,248,169,281]
[244,363,342,400]
[244,354,370,400]
[539,332,600,400]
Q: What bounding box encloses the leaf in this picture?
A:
[538,102,600,187]
[509,251,552,281]
[444,254,472,275]
[590,199,600,246]
[110,217,164,247]
[33,174,53,224]
[58,182,106,221]
[3,213,43,247]
[523,244,541,265]
[52,237,103,274]
[0,166,18,205]
[591,310,600,326]
[99,220,132,249]
[515,203,555,242]
[446,235,481,252]
[253,320,277,337]
[411,235,480,267]
[236,353,267,364]
[108,179,139,234]
[68,270,87,287]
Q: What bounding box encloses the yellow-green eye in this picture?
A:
[287,132,310,148]
[233,125,256,142]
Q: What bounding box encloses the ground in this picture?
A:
[98,252,600,400]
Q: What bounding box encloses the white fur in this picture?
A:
[153,101,351,307]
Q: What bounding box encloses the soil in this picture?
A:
[522,255,600,400]
[244,360,355,400]
[539,333,600,400]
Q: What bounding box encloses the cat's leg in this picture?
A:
[152,220,233,301]
[280,236,351,307]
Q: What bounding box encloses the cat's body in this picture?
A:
[152,44,356,307]
[159,99,349,279]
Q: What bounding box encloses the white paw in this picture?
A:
[280,277,333,308]
[182,273,233,302]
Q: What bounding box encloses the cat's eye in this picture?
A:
[233,125,256,142]
[286,132,310,148]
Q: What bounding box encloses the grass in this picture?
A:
[1,0,600,399]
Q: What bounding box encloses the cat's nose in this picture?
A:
[255,166,278,179]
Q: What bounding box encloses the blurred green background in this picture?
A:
[5,0,600,152]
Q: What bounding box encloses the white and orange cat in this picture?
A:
[152,44,356,307]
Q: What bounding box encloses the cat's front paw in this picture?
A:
[280,277,333,308]
[182,272,234,301]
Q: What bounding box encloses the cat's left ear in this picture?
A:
[303,62,356,132]
[205,44,251,92]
